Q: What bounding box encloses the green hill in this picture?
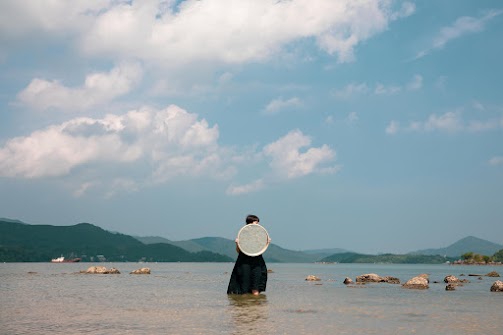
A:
[321,252,454,264]
[411,236,503,258]
[0,220,232,262]
[136,235,323,263]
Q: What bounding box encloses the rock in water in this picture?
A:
[343,277,353,285]
[356,273,383,283]
[402,276,429,289]
[305,275,321,281]
[130,267,151,274]
[445,284,456,291]
[490,281,503,292]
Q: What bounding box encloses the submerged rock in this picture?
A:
[343,277,353,285]
[305,275,321,281]
[445,283,457,291]
[355,273,399,284]
[130,267,151,275]
[402,276,429,289]
[356,273,383,283]
[81,266,121,274]
[444,275,468,283]
[490,281,503,292]
[444,275,458,283]
[486,271,500,277]
[383,276,400,284]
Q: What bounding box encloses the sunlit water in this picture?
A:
[1,262,502,334]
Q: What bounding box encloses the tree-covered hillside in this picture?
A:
[0,220,232,262]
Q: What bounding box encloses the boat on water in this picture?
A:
[51,256,81,263]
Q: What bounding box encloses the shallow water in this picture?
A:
[1,262,502,334]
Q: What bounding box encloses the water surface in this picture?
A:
[1,262,502,334]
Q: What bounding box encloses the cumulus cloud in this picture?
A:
[263,129,336,179]
[0,104,337,196]
[263,97,302,115]
[17,62,143,112]
[414,10,503,60]
[0,105,221,181]
[1,1,415,66]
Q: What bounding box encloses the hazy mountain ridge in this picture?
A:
[2,218,501,263]
[137,235,323,263]
[410,236,503,258]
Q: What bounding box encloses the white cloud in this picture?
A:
[0,1,108,40]
[407,74,423,91]
[414,10,503,60]
[0,104,338,196]
[375,83,401,95]
[263,129,336,179]
[346,112,359,124]
[1,1,415,66]
[17,62,143,111]
[333,82,369,99]
[263,97,302,115]
[0,105,221,180]
[386,111,503,134]
[489,156,503,166]
[226,179,265,195]
[385,120,399,135]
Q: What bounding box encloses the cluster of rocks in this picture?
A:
[80,266,150,275]
[304,271,502,292]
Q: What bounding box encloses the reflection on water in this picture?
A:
[228,294,269,334]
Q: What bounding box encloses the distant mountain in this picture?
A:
[321,252,454,264]
[136,236,324,263]
[0,220,232,262]
[411,236,503,258]
[302,248,350,259]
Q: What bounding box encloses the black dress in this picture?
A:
[227,252,267,294]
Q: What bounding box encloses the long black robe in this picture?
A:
[227,252,267,294]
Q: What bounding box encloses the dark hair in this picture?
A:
[246,214,260,224]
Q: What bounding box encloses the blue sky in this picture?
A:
[1,0,502,254]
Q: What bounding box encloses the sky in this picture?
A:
[1,0,502,254]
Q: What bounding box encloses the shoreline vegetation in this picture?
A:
[1,219,502,264]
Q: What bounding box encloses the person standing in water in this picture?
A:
[227,214,270,295]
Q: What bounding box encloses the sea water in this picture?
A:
[1,262,502,334]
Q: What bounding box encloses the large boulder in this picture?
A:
[130,267,151,275]
[490,281,503,292]
[402,276,429,289]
